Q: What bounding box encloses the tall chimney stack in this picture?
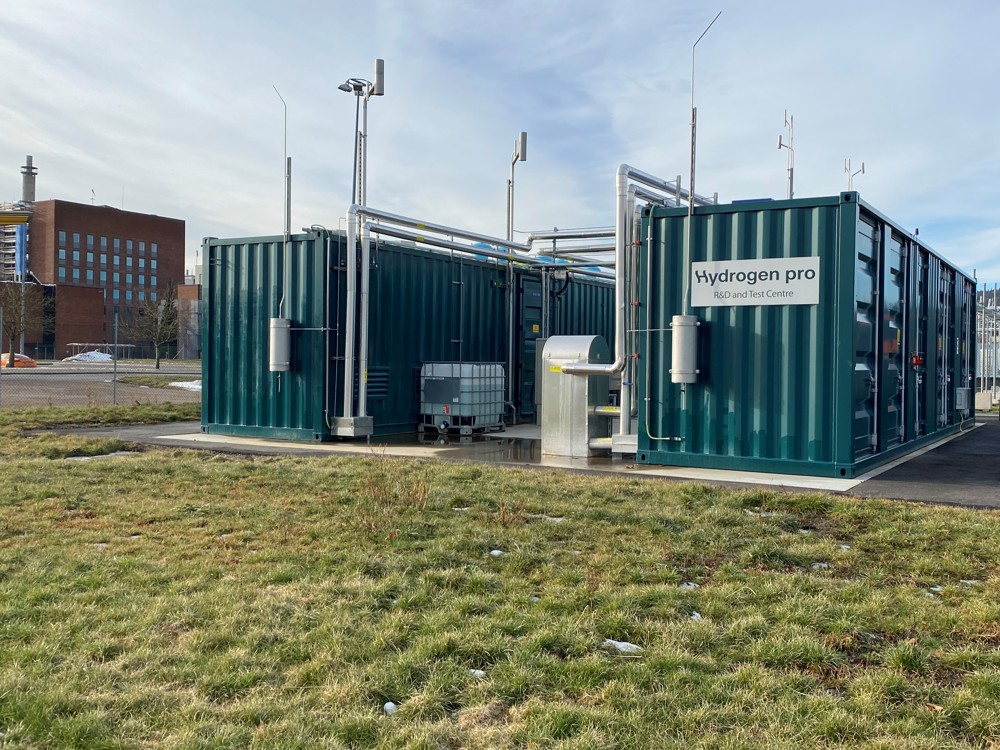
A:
[21,155,37,204]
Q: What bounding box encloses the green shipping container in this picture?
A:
[637,192,976,478]
[202,230,614,439]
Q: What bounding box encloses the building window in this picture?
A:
[139,241,145,254]
[113,255,120,267]
[86,234,94,250]
[114,238,120,251]
[139,275,145,287]
[72,268,80,281]
[86,252,94,264]
[150,291,157,301]
[151,276,157,287]
[86,270,94,283]
[113,272,120,284]
[126,240,133,253]
[58,249,66,261]
[150,259,157,270]
[72,232,80,249]
[126,273,133,285]
[126,257,133,268]
[138,291,145,302]
[113,289,120,301]
[58,267,66,281]
[100,236,108,250]
[58,230,67,247]
[125,290,132,302]
[72,250,80,263]
[139,258,145,269]
[100,254,107,266]
[100,271,107,284]
[151,243,157,257]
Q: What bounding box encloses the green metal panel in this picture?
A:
[365,242,509,433]
[637,193,975,478]
[203,231,615,438]
[202,234,332,440]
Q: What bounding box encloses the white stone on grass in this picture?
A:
[383,701,398,715]
[489,549,505,557]
[604,638,643,654]
[690,612,702,621]
[468,669,487,679]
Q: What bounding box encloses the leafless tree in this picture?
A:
[125,282,179,369]
[0,281,48,367]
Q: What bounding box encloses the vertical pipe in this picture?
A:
[506,156,516,418]
[358,221,371,418]
[360,92,369,207]
[343,207,358,419]
[113,313,118,405]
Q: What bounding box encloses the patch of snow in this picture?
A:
[929,585,943,593]
[542,515,565,523]
[169,380,202,391]
[65,451,137,462]
[383,701,398,715]
[604,638,643,654]
[690,612,702,621]
[452,506,471,512]
[839,544,852,551]
[489,549,505,557]
[93,543,109,550]
[960,579,980,586]
[811,562,831,571]
[468,669,487,679]
[679,582,700,590]
[529,596,541,603]
[62,351,113,363]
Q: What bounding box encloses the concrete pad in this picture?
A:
[60,416,1000,507]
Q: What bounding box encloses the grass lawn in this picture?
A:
[2,407,1000,748]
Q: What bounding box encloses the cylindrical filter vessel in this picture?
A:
[669,315,699,384]
[269,318,291,372]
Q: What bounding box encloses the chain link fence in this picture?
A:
[0,357,201,408]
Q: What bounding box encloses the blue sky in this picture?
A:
[2,0,999,284]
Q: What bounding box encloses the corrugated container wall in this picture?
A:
[203,231,614,439]
[637,193,976,478]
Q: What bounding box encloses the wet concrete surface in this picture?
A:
[60,416,1000,508]
[850,415,1000,508]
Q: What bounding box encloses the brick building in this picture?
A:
[26,200,185,357]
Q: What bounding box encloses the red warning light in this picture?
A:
[910,354,924,367]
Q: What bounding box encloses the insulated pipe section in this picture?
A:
[670,315,699,383]
[366,224,614,280]
[359,221,372,418]
[562,164,712,381]
[343,207,359,419]
[526,227,615,242]
[353,204,530,255]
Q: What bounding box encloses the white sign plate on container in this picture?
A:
[690,257,820,307]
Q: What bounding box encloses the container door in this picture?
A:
[518,276,544,418]
[879,233,906,445]
[916,249,932,436]
[852,218,879,458]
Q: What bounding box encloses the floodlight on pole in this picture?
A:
[338,59,385,207]
[506,131,527,242]
[505,130,527,417]
[846,158,865,190]
[777,110,794,199]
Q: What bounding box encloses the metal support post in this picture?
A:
[113,313,118,405]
